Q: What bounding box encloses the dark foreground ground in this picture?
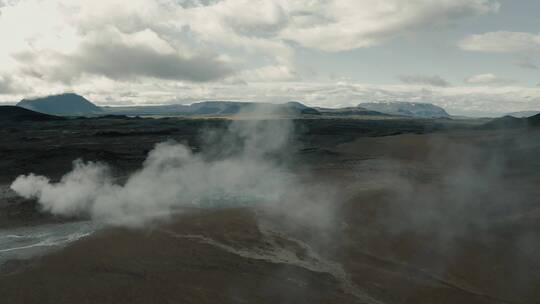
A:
[1,116,539,304]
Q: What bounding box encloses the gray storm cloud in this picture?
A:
[16,40,234,84]
[62,41,234,82]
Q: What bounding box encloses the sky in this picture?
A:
[0,0,539,116]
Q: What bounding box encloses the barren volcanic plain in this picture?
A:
[1,114,539,304]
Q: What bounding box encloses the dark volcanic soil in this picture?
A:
[1,116,539,304]
[0,106,63,122]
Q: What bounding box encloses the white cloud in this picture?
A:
[0,74,30,94]
[0,75,17,94]
[279,0,499,52]
[0,0,236,84]
[465,73,515,85]
[234,65,299,83]
[459,31,540,53]
[0,0,500,86]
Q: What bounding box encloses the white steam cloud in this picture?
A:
[10,114,335,228]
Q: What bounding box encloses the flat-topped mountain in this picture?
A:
[17,93,103,116]
[359,102,450,118]
[0,106,63,122]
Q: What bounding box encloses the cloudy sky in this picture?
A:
[0,0,539,116]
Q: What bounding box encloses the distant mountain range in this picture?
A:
[104,100,322,116]
[14,93,322,117]
[10,93,457,119]
[359,102,450,118]
[5,93,540,131]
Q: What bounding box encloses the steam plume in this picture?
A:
[10,111,334,228]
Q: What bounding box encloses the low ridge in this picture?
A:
[0,106,63,122]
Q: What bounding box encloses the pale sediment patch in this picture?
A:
[159,225,384,304]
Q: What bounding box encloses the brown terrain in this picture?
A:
[1,114,539,304]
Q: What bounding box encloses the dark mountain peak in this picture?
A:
[17,93,103,116]
[285,101,308,109]
[281,101,320,115]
